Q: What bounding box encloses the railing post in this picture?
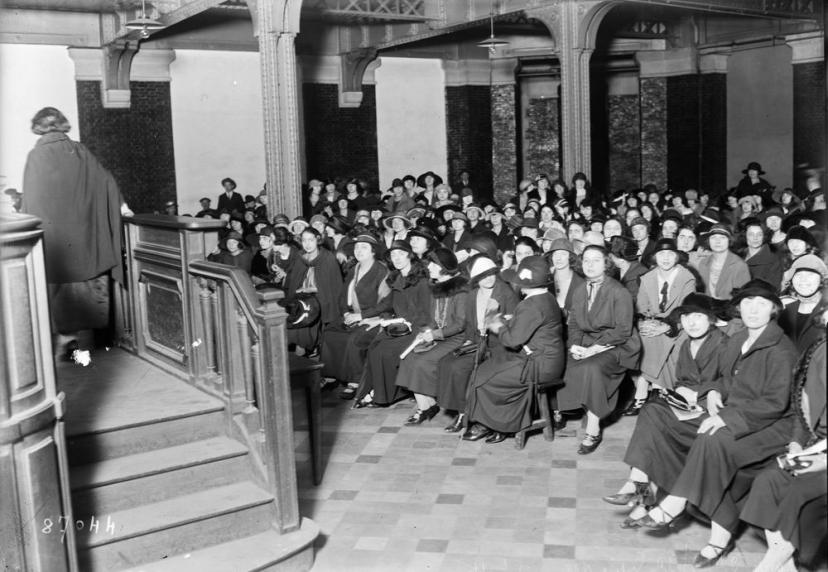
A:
[198,277,217,376]
[237,310,257,412]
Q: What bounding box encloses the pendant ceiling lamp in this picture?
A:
[125,0,165,38]
[477,1,509,56]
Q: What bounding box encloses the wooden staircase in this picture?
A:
[60,349,316,571]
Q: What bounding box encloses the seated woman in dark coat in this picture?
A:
[354,240,433,407]
[546,238,584,317]
[740,321,826,572]
[778,254,827,354]
[463,256,566,444]
[602,293,728,525]
[436,255,520,433]
[320,233,389,398]
[396,248,469,425]
[630,279,799,568]
[739,218,783,290]
[208,231,253,273]
[287,227,344,356]
[556,244,642,455]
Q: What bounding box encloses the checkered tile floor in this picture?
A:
[291,387,781,572]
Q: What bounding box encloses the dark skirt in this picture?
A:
[288,323,320,351]
[320,324,378,382]
[671,419,793,532]
[741,468,828,564]
[623,399,703,491]
[466,355,533,433]
[436,351,478,411]
[49,274,110,334]
[360,331,414,405]
[557,348,627,418]
[396,336,465,396]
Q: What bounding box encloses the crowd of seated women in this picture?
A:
[199,164,826,570]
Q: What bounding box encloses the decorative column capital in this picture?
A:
[339,47,378,108]
[699,53,729,74]
[786,32,824,64]
[635,47,697,78]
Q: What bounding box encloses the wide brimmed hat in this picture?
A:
[547,238,575,255]
[660,209,683,225]
[220,231,245,250]
[651,238,679,255]
[406,206,427,220]
[435,204,460,222]
[417,171,443,188]
[309,214,328,227]
[629,216,650,229]
[272,213,291,228]
[671,292,726,321]
[469,255,500,286]
[542,228,566,243]
[353,233,380,248]
[307,178,324,188]
[510,255,552,288]
[408,224,438,243]
[326,215,351,235]
[388,239,413,255]
[465,203,486,218]
[466,235,498,259]
[771,187,800,205]
[521,218,539,230]
[288,217,309,234]
[785,225,817,248]
[608,236,638,262]
[785,253,828,281]
[742,161,765,175]
[427,247,460,274]
[383,211,412,229]
[278,294,321,329]
[449,211,468,224]
[706,223,732,239]
[730,278,782,308]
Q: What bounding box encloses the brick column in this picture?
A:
[67,48,177,214]
[786,33,825,170]
[490,59,519,203]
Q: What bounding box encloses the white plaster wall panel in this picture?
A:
[169,50,266,215]
[375,57,448,191]
[0,44,78,194]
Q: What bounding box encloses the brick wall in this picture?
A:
[639,77,667,191]
[302,83,379,190]
[666,74,701,193]
[793,61,826,170]
[491,84,518,204]
[445,85,493,199]
[699,73,727,196]
[607,94,641,191]
[524,97,560,182]
[76,81,176,214]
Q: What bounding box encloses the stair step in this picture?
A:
[78,482,275,571]
[121,520,320,572]
[72,437,250,515]
[68,409,226,465]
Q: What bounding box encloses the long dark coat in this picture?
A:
[557,277,642,419]
[778,300,826,354]
[670,321,798,532]
[22,132,124,285]
[360,269,433,405]
[436,278,520,411]
[624,328,728,492]
[396,275,469,396]
[466,291,566,433]
[740,336,827,564]
[745,244,783,290]
[321,261,388,382]
[217,191,245,214]
[618,261,648,305]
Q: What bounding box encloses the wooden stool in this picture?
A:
[514,379,560,450]
[289,354,324,485]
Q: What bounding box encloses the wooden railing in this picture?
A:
[122,215,301,533]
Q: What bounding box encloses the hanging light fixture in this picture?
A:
[125,0,165,38]
[477,2,509,56]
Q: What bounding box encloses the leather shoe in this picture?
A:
[693,542,734,568]
[622,398,646,416]
[603,481,654,507]
[577,432,602,455]
[352,397,377,409]
[485,431,508,444]
[405,404,440,425]
[461,423,492,441]
[444,413,466,433]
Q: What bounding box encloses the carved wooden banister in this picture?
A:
[187,260,300,532]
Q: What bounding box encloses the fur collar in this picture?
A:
[430,274,469,297]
